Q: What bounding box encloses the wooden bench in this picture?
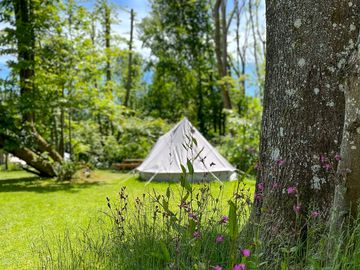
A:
[112,159,143,171]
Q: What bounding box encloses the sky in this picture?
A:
[0,0,265,96]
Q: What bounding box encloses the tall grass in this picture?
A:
[37,173,360,270]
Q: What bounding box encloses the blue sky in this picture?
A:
[0,0,264,96]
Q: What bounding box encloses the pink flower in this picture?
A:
[287,186,296,194]
[241,249,251,257]
[234,264,246,270]
[214,266,223,270]
[220,215,229,224]
[276,159,285,166]
[335,153,342,161]
[320,154,326,163]
[293,204,301,214]
[323,163,332,171]
[254,193,263,202]
[193,231,201,239]
[256,182,264,192]
[188,213,198,220]
[216,235,224,242]
[311,210,320,218]
[271,182,280,190]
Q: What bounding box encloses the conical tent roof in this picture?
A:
[137,117,236,182]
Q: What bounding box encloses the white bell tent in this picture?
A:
[136,117,236,182]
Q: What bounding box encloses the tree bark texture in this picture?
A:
[336,43,360,219]
[0,134,56,177]
[254,0,360,245]
[124,9,134,107]
[213,0,232,109]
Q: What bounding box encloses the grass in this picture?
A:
[0,170,255,270]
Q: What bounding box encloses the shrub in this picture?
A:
[54,161,77,181]
[216,97,262,175]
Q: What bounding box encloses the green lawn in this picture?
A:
[0,170,254,270]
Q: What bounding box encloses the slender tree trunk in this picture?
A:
[197,69,205,134]
[5,153,8,171]
[59,86,65,158]
[253,0,360,250]
[124,9,134,107]
[213,0,232,109]
[235,0,247,98]
[68,109,72,159]
[104,2,111,85]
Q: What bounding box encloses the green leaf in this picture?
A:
[159,241,170,262]
[280,261,288,270]
[228,200,238,240]
[180,164,187,175]
[187,158,194,175]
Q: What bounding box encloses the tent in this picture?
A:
[136,117,236,182]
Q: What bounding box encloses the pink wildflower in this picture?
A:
[188,213,198,220]
[234,264,246,270]
[254,193,263,202]
[256,182,264,192]
[216,235,224,242]
[220,215,229,224]
[214,266,223,270]
[276,159,285,166]
[311,210,320,218]
[271,182,280,190]
[193,231,201,239]
[241,249,251,257]
[335,153,342,161]
[287,186,296,194]
[293,204,301,214]
[323,163,332,171]
[320,154,326,163]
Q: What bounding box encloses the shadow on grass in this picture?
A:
[0,174,103,193]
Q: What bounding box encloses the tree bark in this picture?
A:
[254,0,360,248]
[12,0,63,168]
[104,1,111,84]
[0,134,56,177]
[213,0,232,109]
[13,0,35,123]
[124,9,134,107]
[334,41,360,219]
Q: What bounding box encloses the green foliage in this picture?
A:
[72,116,170,167]
[54,161,77,181]
[138,0,222,135]
[216,97,262,174]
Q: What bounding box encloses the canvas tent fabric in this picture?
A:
[136,117,236,182]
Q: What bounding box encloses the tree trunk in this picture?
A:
[0,134,56,177]
[12,0,63,169]
[213,0,232,109]
[124,9,134,107]
[254,0,360,249]
[334,44,360,219]
[104,1,111,85]
[5,153,9,171]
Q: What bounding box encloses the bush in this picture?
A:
[72,116,170,168]
[0,162,23,171]
[216,97,262,175]
[54,161,77,181]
